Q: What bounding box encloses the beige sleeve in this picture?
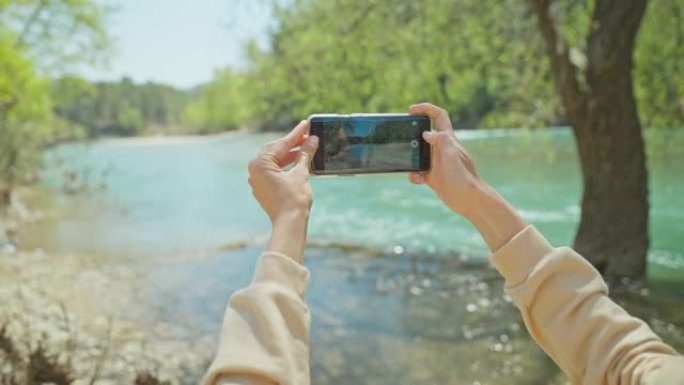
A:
[491,226,683,385]
[202,252,311,385]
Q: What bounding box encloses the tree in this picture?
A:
[182,69,251,133]
[51,76,97,134]
[237,0,558,130]
[207,0,679,136]
[117,107,143,135]
[531,0,650,277]
[0,0,109,206]
[0,37,51,206]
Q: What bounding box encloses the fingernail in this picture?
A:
[422,131,434,138]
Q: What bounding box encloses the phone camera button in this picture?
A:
[410,139,419,148]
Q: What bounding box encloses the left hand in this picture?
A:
[248,120,319,223]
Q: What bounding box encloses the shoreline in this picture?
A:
[50,126,588,148]
[85,127,261,146]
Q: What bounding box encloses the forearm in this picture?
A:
[465,185,527,253]
[489,225,680,384]
[203,252,312,385]
[203,209,312,385]
[461,186,681,383]
[267,208,310,263]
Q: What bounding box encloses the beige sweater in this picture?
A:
[203,226,683,385]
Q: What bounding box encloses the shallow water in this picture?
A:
[25,128,684,278]
[12,128,684,384]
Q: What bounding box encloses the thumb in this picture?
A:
[422,130,441,145]
[295,135,319,173]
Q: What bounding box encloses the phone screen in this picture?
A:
[309,114,431,175]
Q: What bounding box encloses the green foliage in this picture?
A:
[117,106,144,135]
[634,0,684,129]
[190,0,682,132]
[50,76,96,136]
[182,69,250,133]
[195,0,561,131]
[0,36,52,187]
[0,0,110,72]
[0,0,109,199]
[52,77,192,136]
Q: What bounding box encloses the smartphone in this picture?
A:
[308,113,431,176]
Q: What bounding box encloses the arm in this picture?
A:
[203,121,319,385]
[491,223,681,385]
[408,103,683,385]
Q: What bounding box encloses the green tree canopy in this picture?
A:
[189,0,683,132]
[0,0,110,203]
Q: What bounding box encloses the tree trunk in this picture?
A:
[532,0,649,277]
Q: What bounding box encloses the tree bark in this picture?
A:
[531,0,650,277]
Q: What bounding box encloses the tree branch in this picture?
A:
[14,0,49,49]
[530,0,587,125]
[586,0,648,77]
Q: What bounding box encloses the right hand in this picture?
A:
[407,103,490,220]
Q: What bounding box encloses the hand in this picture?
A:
[407,102,527,252]
[248,120,319,222]
[248,120,318,262]
[407,103,488,220]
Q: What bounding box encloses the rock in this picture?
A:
[0,238,17,255]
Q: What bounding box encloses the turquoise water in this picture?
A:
[16,128,684,384]
[33,128,684,279]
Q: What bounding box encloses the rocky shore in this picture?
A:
[0,192,213,384]
[0,246,215,384]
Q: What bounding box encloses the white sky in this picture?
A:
[81,0,277,89]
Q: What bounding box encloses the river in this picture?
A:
[14,127,684,384]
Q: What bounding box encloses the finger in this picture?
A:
[279,150,299,168]
[280,134,309,168]
[422,130,451,146]
[408,172,425,185]
[294,135,319,173]
[409,103,453,132]
[282,120,310,147]
[264,120,310,158]
[288,133,308,152]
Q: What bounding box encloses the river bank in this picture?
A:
[0,190,214,383]
[0,249,215,384]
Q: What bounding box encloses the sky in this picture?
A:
[81,0,277,89]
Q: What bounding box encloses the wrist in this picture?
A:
[267,207,310,263]
[272,206,310,226]
[465,185,527,252]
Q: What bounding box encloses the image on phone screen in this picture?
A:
[309,114,431,175]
